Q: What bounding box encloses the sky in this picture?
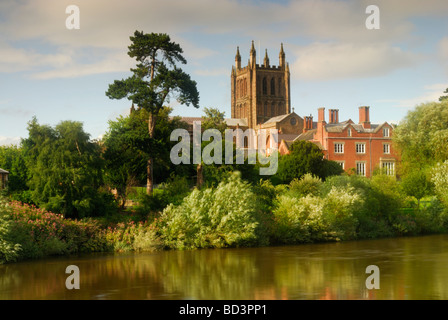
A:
[1,0,448,146]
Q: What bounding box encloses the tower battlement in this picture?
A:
[231,41,291,129]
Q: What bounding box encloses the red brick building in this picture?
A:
[282,106,399,177]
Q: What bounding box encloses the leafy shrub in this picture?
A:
[321,186,360,240]
[288,173,322,198]
[135,174,192,216]
[272,194,322,244]
[0,198,22,264]
[272,185,360,244]
[320,174,406,238]
[159,172,267,249]
[412,198,448,234]
[102,220,162,252]
[432,161,448,206]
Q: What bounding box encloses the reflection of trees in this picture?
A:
[155,248,264,299]
[2,235,448,299]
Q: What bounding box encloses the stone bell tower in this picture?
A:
[231,41,291,128]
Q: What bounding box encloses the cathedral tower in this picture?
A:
[231,41,291,129]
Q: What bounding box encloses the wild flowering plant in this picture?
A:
[3,200,107,260]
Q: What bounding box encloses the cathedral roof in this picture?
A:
[225,118,248,127]
[294,129,317,142]
[176,117,203,125]
[263,113,295,125]
[278,133,301,142]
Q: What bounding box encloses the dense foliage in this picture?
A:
[0,198,108,264]
[103,106,192,207]
[106,31,200,195]
[158,172,268,249]
[393,100,448,172]
[20,118,116,218]
[2,170,447,264]
[274,140,344,184]
[2,72,448,264]
[393,100,448,211]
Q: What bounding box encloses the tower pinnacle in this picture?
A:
[235,46,241,69]
[263,49,270,67]
[279,43,286,69]
[250,40,256,67]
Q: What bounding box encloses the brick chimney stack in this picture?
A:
[328,109,339,124]
[303,115,314,133]
[318,107,326,123]
[359,106,371,129]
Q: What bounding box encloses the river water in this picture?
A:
[1,234,448,300]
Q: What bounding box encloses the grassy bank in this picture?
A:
[1,172,448,264]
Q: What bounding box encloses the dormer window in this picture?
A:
[347,128,352,137]
[383,127,390,137]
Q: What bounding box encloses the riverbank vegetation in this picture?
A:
[1,168,447,264]
[1,86,448,264]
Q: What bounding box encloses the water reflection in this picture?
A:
[1,234,448,299]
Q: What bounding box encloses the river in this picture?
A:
[1,234,448,300]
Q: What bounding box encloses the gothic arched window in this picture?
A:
[271,78,275,95]
[271,103,275,117]
[237,80,240,98]
[262,77,267,95]
[278,78,282,96]
[264,102,268,116]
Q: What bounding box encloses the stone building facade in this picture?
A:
[231,41,291,129]
[176,42,400,177]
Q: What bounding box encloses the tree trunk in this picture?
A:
[197,163,204,188]
[146,112,157,196]
[147,158,153,196]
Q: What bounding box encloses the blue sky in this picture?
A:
[1,0,448,145]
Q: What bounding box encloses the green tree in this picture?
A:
[431,161,448,206]
[196,107,228,187]
[201,107,227,133]
[393,101,448,172]
[103,107,191,207]
[400,170,433,208]
[106,31,200,195]
[22,118,112,218]
[0,145,28,193]
[274,140,343,184]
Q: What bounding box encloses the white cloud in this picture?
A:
[0,42,72,73]
[30,50,133,79]
[0,136,21,146]
[291,42,419,81]
[0,0,445,80]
